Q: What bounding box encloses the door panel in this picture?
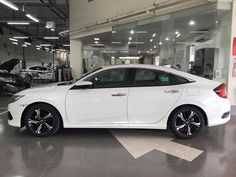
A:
[128,86,182,123]
[66,88,129,123]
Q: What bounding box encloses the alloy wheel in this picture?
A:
[28,109,54,135]
[175,111,201,137]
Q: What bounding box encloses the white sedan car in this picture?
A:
[8,65,230,138]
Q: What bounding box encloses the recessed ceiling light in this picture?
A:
[154,46,157,49]
[165,37,170,41]
[0,0,19,11]
[130,30,134,34]
[7,21,30,25]
[189,20,195,26]
[175,31,179,35]
[129,37,132,41]
[150,48,152,51]
[94,41,99,44]
[159,42,162,45]
[25,14,40,23]
[94,38,100,41]
[111,56,115,59]
[128,41,131,45]
[152,33,156,37]
[150,39,153,42]
[9,38,18,42]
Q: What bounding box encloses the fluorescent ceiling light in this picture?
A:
[150,39,153,42]
[7,21,30,25]
[43,36,59,40]
[22,44,27,47]
[119,56,141,60]
[9,38,18,42]
[136,31,148,34]
[129,37,132,41]
[0,0,19,11]
[112,42,122,44]
[40,44,51,47]
[165,37,170,41]
[35,45,41,48]
[111,56,115,59]
[36,48,41,50]
[25,42,31,46]
[94,41,99,44]
[25,14,40,23]
[63,44,70,47]
[112,31,117,34]
[94,38,100,41]
[130,30,134,34]
[176,33,181,38]
[130,42,145,44]
[189,20,195,26]
[12,42,18,45]
[13,36,28,39]
[152,33,156,37]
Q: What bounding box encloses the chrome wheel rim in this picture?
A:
[175,111,201,136]
[28,109,54,135]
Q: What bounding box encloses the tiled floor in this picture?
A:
[0,96,236,177]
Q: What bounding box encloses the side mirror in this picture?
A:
[71,81,93,90]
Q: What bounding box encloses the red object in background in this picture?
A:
[233,37,236,56]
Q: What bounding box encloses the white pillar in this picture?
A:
[228,0,236,106]
[70,39,83,78]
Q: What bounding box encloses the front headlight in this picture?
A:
[11,95,25,103]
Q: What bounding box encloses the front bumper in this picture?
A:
[8,102,26,127]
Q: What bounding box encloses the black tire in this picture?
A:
[169,106,204,139]
[25,74,33,84]
[24,103,61,137]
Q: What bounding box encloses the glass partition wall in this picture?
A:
[81,2,232,83]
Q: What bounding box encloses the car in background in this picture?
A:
[8,65,230,138]
[21,66,54,83]
[0,59,30,96]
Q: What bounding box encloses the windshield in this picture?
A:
[58,68,102,85]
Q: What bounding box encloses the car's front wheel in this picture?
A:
[170,106,204,139]
[24,103,61,137]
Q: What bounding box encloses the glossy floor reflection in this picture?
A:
[0,96,236,177]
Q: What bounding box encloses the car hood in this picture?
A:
[0,58,20,72]
[17,83,59,95]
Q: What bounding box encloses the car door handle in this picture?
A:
[111,93,126,97]
[164,89,180,93]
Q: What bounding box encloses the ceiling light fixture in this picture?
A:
[9,38,18,42]
[129,37,132,41]
[150,39,153,42]
[12,42,18,45]
[94,41,99,44]
[94,38,100,41]
[159,42,162,45]
[130,42,145,44]
[13,36,29,39]
[24,42,31,46]
[7,21,30,25]
[152,33,156,37]
[36,48,41,50]
[175,31,179,35]
[25,14,40,23]
[43,37,59,40]
[22,44,27,48]
[130,30,134,34]
[40,44,51,47]
[154,46,157,48]
[63,44,70,47]
[0,0,19,11]
[189,20,195,26]
[112,31,117,34]
[112,42,122,44]
[176,33,181,38]
[136,31,148,34]
[51,28,55,32]
[128,41,131,45]
[165,37,170,41]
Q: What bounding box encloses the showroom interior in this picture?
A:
[0,0,236,176]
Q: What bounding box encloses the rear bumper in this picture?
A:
[205,98,231,127]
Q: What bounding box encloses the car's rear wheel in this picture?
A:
[24,103,61,137]
[170,106,204,139]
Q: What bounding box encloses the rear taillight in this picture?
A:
[214,83,227,98]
